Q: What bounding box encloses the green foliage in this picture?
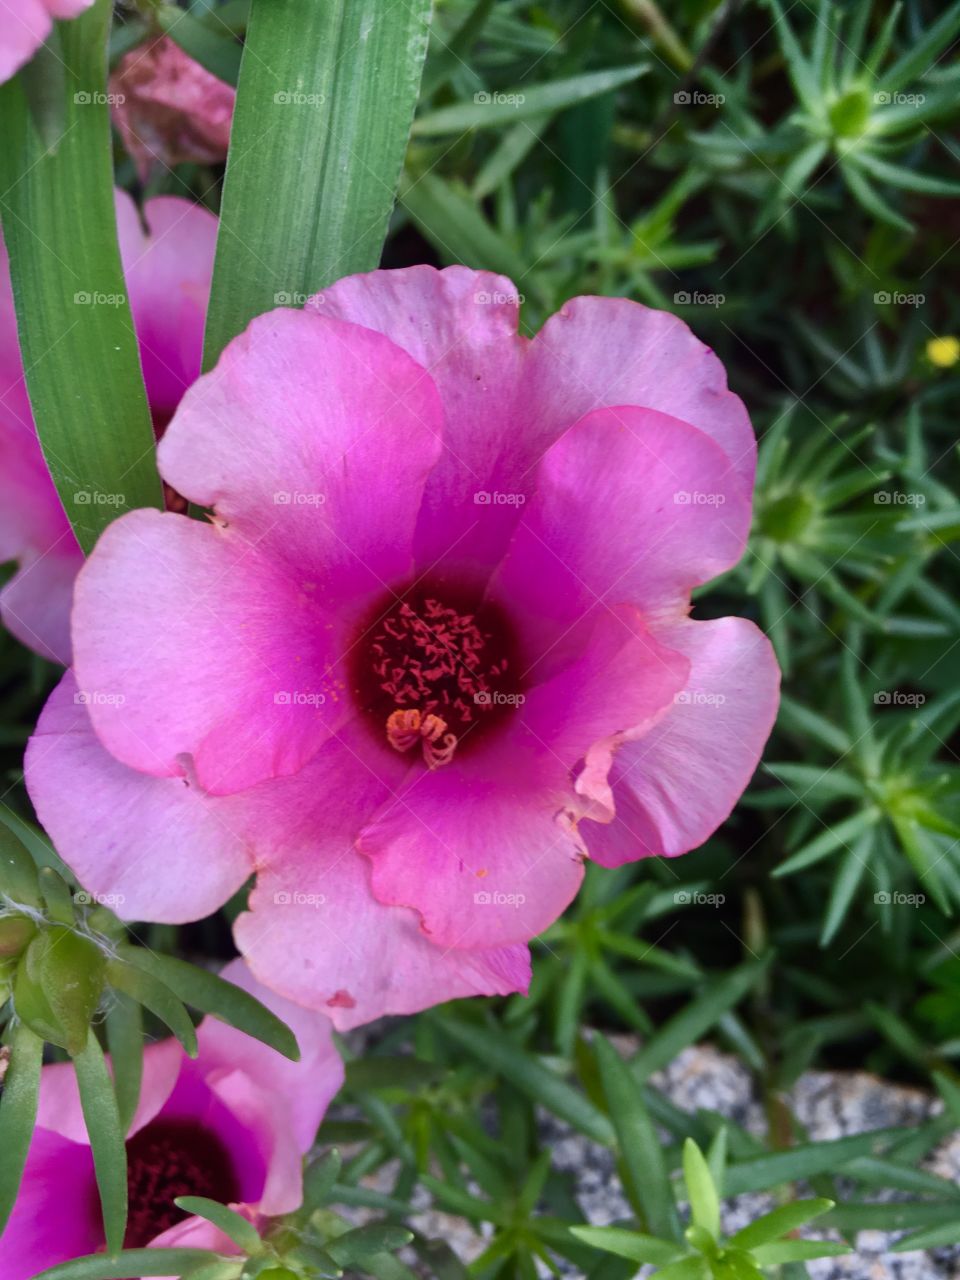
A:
[0,829,299,1241]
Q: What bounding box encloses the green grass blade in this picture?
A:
[413,65,647,135]
[117,946,298,1060]
[595,1035,681,1240]
[203,0,431,367]
[34,1252,219,1279]
[0,0,162,554]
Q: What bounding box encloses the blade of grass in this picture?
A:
[0,0,161,553]
[203,0,431,366]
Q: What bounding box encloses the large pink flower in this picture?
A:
[0,190,216,662]
[0,0,93,85]
[0,960,342,1279]
[110,37,235,179]
[26,268,780,1025]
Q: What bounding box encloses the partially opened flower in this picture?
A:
[26,268,779,1024]
[0,0,93,85]
[0,960,340,1279]
[0,190,216,662]
[110,36,235,179]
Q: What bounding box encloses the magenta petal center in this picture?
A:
[119,1117,241,1249]
[351,582,525,767]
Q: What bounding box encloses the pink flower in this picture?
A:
[0,0,94,85]
[0,190,216,662]
[110,37,235,179]
[0,960,341,1279]
[26,268,780,1025]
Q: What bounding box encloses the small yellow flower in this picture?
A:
[926,336,960,368]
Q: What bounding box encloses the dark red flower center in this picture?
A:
[353,583,523,766]
[119,1117,241,1249]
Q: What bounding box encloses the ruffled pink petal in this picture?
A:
[197,958,343,1155]
[157,308,444,598]
[581,617,780,863]
[115,190,217,424]
[0,1129,99,1279]
[233,724,532,1027]
[311,270,753,583]
[488,405,751,662]
[26,672,255,922]
[149,1212,245,1280]
[231,732,535,1029]
[526,295,755,487]
[26,678,529,1021]
[236,836,531,1031]
[309,266,529,584]
[71,509,356,794]
[358,609,689,948]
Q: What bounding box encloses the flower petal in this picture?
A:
[26,671,255,921]
[0,546,78,664]
[488,405,751,663]
[234,726,532,1028]
[196,958,343,1154]
[580,617,780,863]
[0,1129,99,1279]
[309,265,531,584]
[36,1039,183,1142]
[71,509,356,793]
[115,190,218,423]
[527,294,755,488]
[157,307,444,600]
[359,609,688,948]
[312,272,753,585]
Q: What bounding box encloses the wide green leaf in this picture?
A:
[203,0,431,367]
[0,0,161,554]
